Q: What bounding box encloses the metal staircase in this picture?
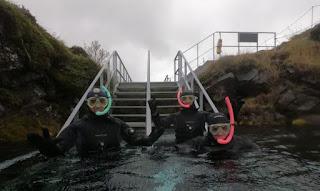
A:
[57,50,219,138]
[111,82,179,133]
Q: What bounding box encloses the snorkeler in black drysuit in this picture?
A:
[27,87,163,157]
[148,89,211,144]
[175,113,260,154]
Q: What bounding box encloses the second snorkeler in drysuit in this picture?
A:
[148,89,211,144]
[175,113,260,154]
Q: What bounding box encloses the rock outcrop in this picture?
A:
[198,24,320,126]
[0,1,100,143]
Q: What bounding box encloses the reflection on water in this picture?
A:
[0,126,319,190]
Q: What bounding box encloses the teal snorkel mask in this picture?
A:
[96,86,112,116]
[87,86,112,116]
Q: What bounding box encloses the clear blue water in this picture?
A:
[0,126,319,190]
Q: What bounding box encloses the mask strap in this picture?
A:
[95,86,112,116]
[217,97,234,144]
[177,88,190,108]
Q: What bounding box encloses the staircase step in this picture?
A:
[112,113,170,122]
[117,86,178,92]
[115,91,178,98]
[113,98,178,106]
[112,106,146,109]
[112,105,180,114]
[111,105,179,109]
[112,114,170,117]
[117,82,178,88]
[117,86,146,91]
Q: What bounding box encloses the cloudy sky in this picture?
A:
[10,0,320,81]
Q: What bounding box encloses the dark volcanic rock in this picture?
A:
[277,90,320,114]
[309,23,320,42]
[236,69,270,97]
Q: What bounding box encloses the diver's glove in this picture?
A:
[148,98,158,117]
[26,128,63,157]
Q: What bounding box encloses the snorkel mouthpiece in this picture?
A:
[95,86,112,116]
[177,88,190,108]
[217,97,234,144]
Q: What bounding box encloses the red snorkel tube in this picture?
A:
[177,88,190,108]
[217,97,234,144]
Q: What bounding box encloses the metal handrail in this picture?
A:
[174,51,219,113]
[57,51,132,136]
[182,31,276,68]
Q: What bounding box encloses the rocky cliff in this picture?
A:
[199,25,320,126]
[0,0,100,143]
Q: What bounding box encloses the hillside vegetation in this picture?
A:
[0,0,101,143]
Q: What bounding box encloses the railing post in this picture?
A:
[311,6,314,28]
[113,52,118,84]
[197,43,199,67]
[146,50,151,136]
[213,33,215,60]
[199,91,204,111]
[107,61,110,89]
[274,33,277,51]
[100,73,104,89]
[120,64,122,82]
[174,59,177,82]
[191,76,194,92]
[178,53,182,83]
[184,59,187,78]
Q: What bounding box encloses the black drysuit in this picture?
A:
[176,134,260,154]
[151,104,211,144]
[28,111,162,157]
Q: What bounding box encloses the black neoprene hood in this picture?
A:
[87,88,107,98]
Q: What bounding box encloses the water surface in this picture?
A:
[1,126,319,190]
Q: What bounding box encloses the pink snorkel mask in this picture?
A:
[217,97,235,144]
[177,88,191,108]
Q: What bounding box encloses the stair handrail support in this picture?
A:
[174,51,219,113]
[57,51,132,137]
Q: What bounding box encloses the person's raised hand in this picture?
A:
[148,97,158,113]
[26,128,63,157]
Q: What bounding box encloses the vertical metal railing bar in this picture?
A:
[212,33,215,61]
[199,91,204,111]
[57,51,115,136]
[174,58,177,82]
[146,51,151,135]
[175,51,219,113]
[197,44,199,67]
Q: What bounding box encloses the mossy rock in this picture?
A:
[0,88,22,106]
[0,113,60,143]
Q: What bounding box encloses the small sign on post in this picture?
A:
[238,33,258,42]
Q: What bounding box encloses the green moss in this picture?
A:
[0,88,22,106]
[0,114,60,143]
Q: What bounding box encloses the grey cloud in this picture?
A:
[11,0,319,81]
